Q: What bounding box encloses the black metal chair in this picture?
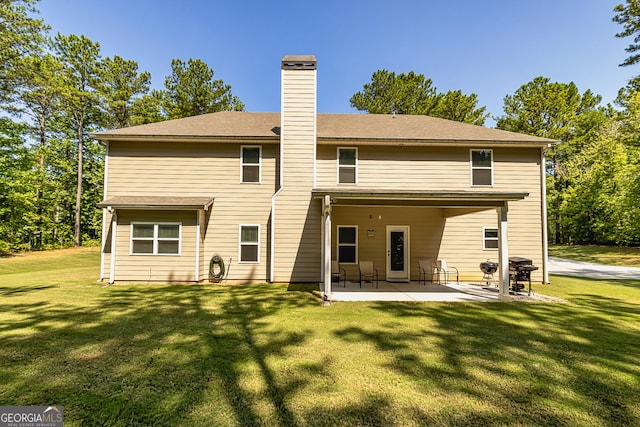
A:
[331,260,346,287]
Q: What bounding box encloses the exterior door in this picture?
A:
[386,226,410,282]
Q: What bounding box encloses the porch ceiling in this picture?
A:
[312,189,528,207]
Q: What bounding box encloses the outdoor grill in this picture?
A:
[480,260,499,286]
[509,257,539,294]
[480,261,498,275]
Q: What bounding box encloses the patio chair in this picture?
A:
[434,259,459,284]
[331,260,346,287]
[358,261,378,288]
[418,258,433,285]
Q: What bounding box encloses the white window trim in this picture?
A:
[337,225,358,264]
[239,224,260,263]
[470,149,494,187]
[337,147,358,185]
[483,226,499,251]
[241,145,262,184]
[130,222,182,256]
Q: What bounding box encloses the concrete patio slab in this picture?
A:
[330,281,502,302]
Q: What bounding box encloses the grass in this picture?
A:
[549,244,640,267]
[1,248,640,426]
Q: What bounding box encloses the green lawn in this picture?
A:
[1,248,639,426]
[549,244,640,267]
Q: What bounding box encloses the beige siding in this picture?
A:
[273,67,320,282]
[331,204,543,283]
[101,118,546,284]
[113,210,197,282]
[438,148,544,282]
[326,146,545,282]
[318,145,541,192]
[103,141,278,283]
[331,206,445,281]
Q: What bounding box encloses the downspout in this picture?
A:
[541,146,550,284]
[99,140,110,281]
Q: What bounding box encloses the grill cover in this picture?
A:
[509,257,533,267]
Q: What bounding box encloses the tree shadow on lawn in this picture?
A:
[0,284,324,426]
[0,285,59,295]
[336,298,640,426]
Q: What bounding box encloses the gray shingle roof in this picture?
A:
[92,111,555,145]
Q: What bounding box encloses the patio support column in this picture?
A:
[322,195,332,302]
[497,203,509,298]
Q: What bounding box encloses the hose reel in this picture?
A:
[209,255,226,281]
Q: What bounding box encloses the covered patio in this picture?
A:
[314,189,531,302]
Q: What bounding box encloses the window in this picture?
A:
[338,148,357,184]
[337,225,357,263]
[241,146,261,183]
[483,227,498,250]
[239,225,260,262]
[131,223,181,255]
[471,149,493,186]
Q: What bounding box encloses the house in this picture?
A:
[94,55,555,299]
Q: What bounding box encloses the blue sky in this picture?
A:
[38,0,636,126]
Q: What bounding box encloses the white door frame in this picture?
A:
[386,225,410,282]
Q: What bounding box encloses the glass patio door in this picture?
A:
[386,226,410,282]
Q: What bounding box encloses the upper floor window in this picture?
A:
[241,146,261,183]
[338,147,357,184]
[471,149,493,186]
[131,222,181,255]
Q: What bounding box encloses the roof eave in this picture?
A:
[317,137,556,147]
[91,134,280,144]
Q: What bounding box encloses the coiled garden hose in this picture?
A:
[209,255,225,280]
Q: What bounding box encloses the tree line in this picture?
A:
[350,1,640,246]
[1,0,640,253]
[0,0,243,252]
